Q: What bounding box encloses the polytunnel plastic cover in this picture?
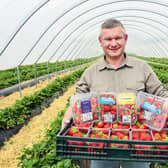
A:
[0,0,168,70]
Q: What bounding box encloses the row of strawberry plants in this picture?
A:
[0,57,97,90]
[135,56,168,87]
[148,62,168,72]
[151,68,168,86]
[147,57,168,65]
[146,63,168,87]
[17,100,79,168]
[130,54,168,65]
[0,67,86,129]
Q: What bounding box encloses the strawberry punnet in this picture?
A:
[71,93,100,125]
[136,91,168,131]
[117,93,136,124]
[99,93,117,123]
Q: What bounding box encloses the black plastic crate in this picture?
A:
[56,119,168,163]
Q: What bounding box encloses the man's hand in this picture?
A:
[61,106,72,129]
[61,117,70,129]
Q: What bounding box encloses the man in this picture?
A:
[62,18,168,168]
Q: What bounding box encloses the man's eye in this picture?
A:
[106,38,112,41]
[115,37,122,40]
[103,37,123,41]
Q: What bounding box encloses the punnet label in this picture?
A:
[118,93,135,105]
[144,110,152,120]
[103,113,112,122]
[81,99,92,113]
[141,102,156,112]
[99,97,115,105]
[122,115,131,123]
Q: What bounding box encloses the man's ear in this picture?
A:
[125,34,128,41]
[98,36,102,46]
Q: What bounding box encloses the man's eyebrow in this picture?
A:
[103,36,124,39]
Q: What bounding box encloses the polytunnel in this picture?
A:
[0,0,168,168]
[1,0,168,69]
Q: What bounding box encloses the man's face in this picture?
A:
[99,26,127,59]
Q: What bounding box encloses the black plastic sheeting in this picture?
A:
[0,90,64,147]
[0,65,80,96]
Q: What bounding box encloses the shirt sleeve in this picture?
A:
[76,69,91,93]
[144,63,168,97]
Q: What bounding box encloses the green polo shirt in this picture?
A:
[76,55,168,97]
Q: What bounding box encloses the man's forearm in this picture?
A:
[64,106,72,119]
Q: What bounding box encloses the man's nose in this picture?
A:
[110,39,117,46]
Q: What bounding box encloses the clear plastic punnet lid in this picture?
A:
[117,93,136,124]
[98,92,117,123]
[136,91,168,131]
[90,92,100,121]
[70,92,99,125]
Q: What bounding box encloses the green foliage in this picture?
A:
[0,67,86,129]
[17,101,79,168]
[132,55,168,65]
[132,55,168,86]
[0,57,98,89]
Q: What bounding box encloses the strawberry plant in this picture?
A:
[0,57,97,90]
[0,67,87,129]
[18,99,80,168]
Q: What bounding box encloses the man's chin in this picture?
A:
[107,51,120,57]
[108,54,120,58]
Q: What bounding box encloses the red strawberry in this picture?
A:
[97,121,104,128]
[104,123,111,128]
[112,123,118,129]
[93,113,98,119]
[116,132,125,139]
[111,105,116,111]
[101,110,105,115]
[68,127,79,136]
[104,105,110,112]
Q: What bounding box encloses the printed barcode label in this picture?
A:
[82,112,93,122]
[111,114,116,118]
[144,110,152,120]
[122,115,131,123]
[103,113,112,122]
[111,114,116,122]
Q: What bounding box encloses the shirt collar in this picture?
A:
[98,53,134,71]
